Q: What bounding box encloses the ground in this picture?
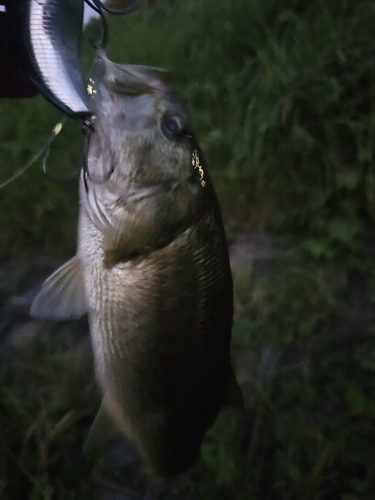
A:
[1,233,375,499]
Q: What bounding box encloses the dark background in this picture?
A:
[1,1,375,498]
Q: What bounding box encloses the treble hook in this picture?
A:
[87,0,142,16]
[84,0,142,48]
[85,0,109,48]
[81,121,116,192]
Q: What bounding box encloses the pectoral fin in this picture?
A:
[30,256,87,320]
[102,218,165,265]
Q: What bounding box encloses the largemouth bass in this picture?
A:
[31,52,240,477]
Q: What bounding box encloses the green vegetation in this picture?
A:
[1,0,375,498]
[203,255,375,499]
[3,254,375,499]
[0,332,98,499]
[2,0,375,258]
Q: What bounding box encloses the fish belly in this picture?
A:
[81,207,233,476]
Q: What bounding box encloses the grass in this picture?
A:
[197,251,375,500]
[2,252,375,499]
[103,0,375,257]
[2,0,375,257]
[1,0,375,498]
[0,328,98,499]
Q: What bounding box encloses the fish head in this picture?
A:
[82,52,209,262]
[86,51,200,187]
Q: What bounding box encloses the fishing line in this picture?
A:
[0,119,66,189]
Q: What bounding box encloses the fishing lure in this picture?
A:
[0,0,140,188]
[8,0,141,126]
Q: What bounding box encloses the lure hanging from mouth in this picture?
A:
[7,0,141,126]
[8,0,93,124]
[0,0,142,188]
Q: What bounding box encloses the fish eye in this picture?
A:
[161,115,186,141]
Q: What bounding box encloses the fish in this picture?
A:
[30,51,241,477]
